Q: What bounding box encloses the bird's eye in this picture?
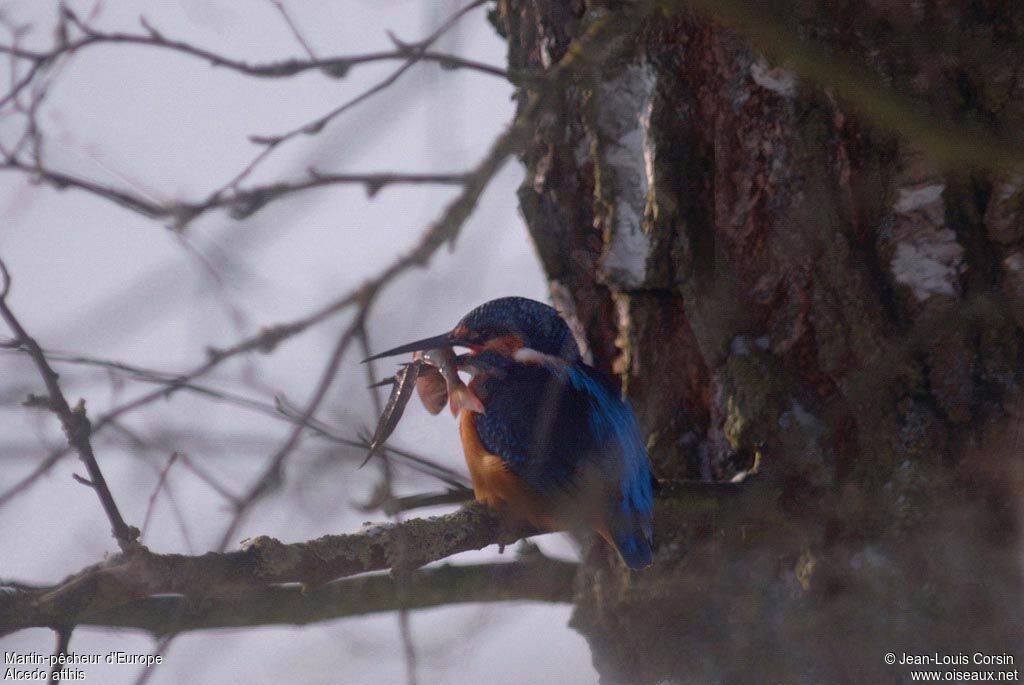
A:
[457,329,481,346]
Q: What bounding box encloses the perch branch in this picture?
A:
[79,556,577,636]
[0,502,535,635]
[0,477,765,637]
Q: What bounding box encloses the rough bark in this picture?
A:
[1,481,751,636]
[0,503,535,635]
[492,1,1024,682]
[76,558,578,636]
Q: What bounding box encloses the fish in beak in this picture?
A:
[416,347,484,416]
[364,330,483,416]
[364,327,483,417]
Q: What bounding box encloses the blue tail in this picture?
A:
[609,486,654,570]
[566,365,655,570]
[614,529,653,570]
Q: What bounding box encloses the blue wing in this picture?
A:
[471,354,654,568]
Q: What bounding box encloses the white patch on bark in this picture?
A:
[893,183,945,214]
[549,280,593,365]
[1003,252,1024,328]
[891,231,964,301]
[985,172,1024,244]
[750,57,798,98]
[888,181,965,303]
[1004,252,1024,274]
[849,545,892,572]
[539,37,554,69]
[593,63,656,288]
[990,173,1024,208]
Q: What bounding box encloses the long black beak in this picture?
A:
[362,331,455,363]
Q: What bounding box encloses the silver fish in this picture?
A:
[363,348,483,466]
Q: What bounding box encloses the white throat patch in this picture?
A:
[513,347,565,367]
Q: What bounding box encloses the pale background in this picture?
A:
[0,1,596,682]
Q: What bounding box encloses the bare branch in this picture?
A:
[175,453,241,507]
[0,156,167,218]
[80,556,576,635]
[216,313,367,551]
[0,260,139,551]
[140,452,179,540]
[0,444,67,508]
[266,0,318,60]
[0,157,469,227]
[0,5,492,231]
[0,337,470,509]
[0,476,765,637]
[212,0,491,196]
[0,0,643,519]
[0,502,537,635]
[0,8,507,83]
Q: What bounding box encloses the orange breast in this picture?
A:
[459,410,561,531]
[457,412,622,554]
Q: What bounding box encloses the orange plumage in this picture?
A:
[459,409,558,530]
[458,409,619,551]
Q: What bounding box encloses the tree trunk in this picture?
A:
[491,1,1024,682]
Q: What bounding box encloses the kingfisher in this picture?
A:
[367,296,655,569]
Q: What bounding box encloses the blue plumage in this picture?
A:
[565,365,654,569]
[457,297,582,362]
[463,304,654,570]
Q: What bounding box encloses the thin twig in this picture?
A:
[0,260,138,551]
[216,314,367,551]
[48,626,72,685]
[267,0,318,60]
[357,325,419,685]
[209,0,490,195]
[153,475,195,554]
[0,344,470,508]
[132,633,173,685]
[0,155,469,227]
[0,8,506,82]
[140,452,180,540]
[0,0,638,544]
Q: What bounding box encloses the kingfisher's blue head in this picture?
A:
[365,296,581,363]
